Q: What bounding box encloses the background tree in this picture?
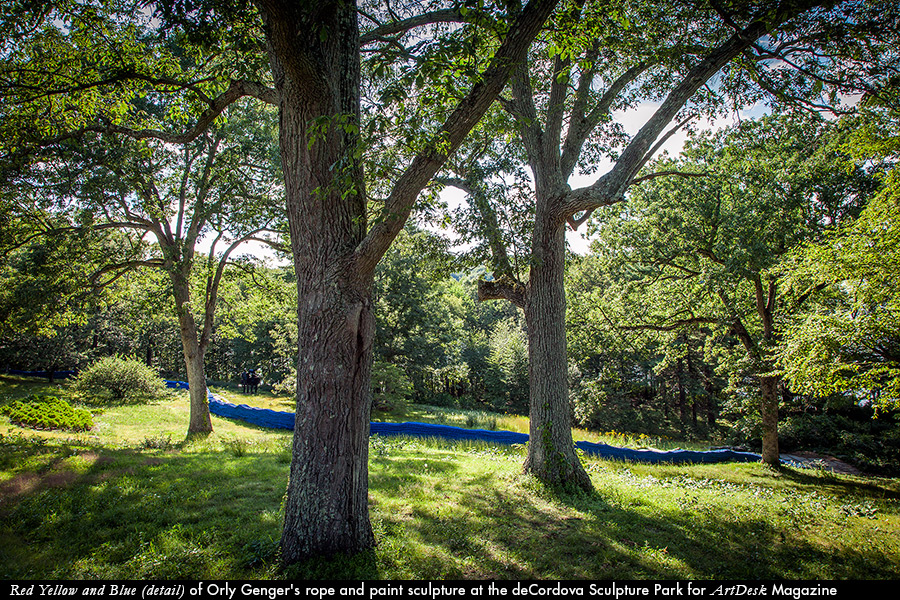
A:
[431,0,900,485]
[589,113,879,464]
[2,101,284,434]
[780,89,900,414]
[0,207,143,380]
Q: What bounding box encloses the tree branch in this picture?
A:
[354,0,561,277]
[621,316,718,332]
[559,3,818,220]
[8,79,278,159]
[631,169,709,185]
[477,277,528,310]
[359,8,467,46]
[561,62,648,179]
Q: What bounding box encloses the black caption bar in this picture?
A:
[3,581,877,600]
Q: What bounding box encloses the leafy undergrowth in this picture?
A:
[1,376,899,579]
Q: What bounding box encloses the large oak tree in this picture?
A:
[439,0,900,481]
[1,0,560,562]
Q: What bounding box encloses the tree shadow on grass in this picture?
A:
[3,435,898,580]
[368,466,900,580]
[775,465,900,499]
[0,443,292,579]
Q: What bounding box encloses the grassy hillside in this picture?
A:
[1,375,899,579]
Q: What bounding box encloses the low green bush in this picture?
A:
[73,356,167,403]
[1,394,93,431]
[371,361,412,412]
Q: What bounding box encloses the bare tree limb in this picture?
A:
[359,8,467,45]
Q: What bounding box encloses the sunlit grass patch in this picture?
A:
[2,375,899,579]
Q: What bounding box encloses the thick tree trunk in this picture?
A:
[281,267,375,562]
[523,206,591,491]
[258,0,375,563]
[759,375,780,467]
[182,331,212,435]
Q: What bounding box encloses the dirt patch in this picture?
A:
[0,470,80,505]
[0,451,117,507]
[783,451,862,475]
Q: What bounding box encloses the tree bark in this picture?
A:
[759,375,780,466]
[172,276,213,435]
[256,0,376,563]
[523,200,591,491]
[755,278,780,467]
[676,357,687,426]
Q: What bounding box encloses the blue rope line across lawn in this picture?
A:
[163,380,764,466]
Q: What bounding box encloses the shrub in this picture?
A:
[1,394,93,431]
[73,355,167,403]
[571,377,663,435]
[371,361,412,412]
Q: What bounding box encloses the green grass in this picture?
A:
[2,375,899,579]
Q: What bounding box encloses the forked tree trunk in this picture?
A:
[253,0,560,564]
[523,206,591,491]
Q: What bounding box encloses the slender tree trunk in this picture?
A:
[661,380,669,419]
[145,335,154,368]
[759,375,780,466]
[173,283,213,435]
[686,350,698,428]
[523,204,591,491]
[755,278,780,467]
[702,364,717,427]
[676,357,687,426]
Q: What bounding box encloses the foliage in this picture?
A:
[72,355,167,403]
[1,394,92,431]
[484,316,530,413]
[210,264,297,386]
[371,360,413,412]
[587,113,880,461]
[779,100,900,412]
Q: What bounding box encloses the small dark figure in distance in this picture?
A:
[248,370,261,394]
[240,370,249,393]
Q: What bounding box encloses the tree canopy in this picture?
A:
[3,0,900,564]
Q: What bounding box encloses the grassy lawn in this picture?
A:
[2,375,899,579]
